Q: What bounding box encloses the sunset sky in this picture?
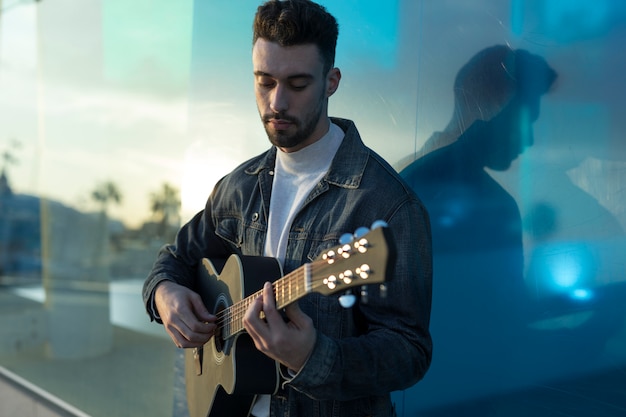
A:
[1,0,625,234]
[0,0,407,227]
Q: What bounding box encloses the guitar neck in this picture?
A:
[221,263,312,339]
[216,224,390,341]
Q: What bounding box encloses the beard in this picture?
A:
[261,98,324,150]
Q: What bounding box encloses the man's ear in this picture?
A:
[326,67,341,97]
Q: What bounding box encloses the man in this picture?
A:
[143,1,432,416]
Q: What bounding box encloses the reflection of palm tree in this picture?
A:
[150,183,180,238]
[2,149,18,171]
[1,139,21,195]
[91,181,123,214]
[90,181,122,270]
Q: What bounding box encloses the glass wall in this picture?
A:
[0,1,624,416]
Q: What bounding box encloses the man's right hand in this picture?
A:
[154,280,217,348]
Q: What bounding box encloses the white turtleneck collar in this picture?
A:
[275,121,344,177]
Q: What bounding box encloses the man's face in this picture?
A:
[252,38,340,153]
[485,97,539,171]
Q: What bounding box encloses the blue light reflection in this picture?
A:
[528,241,596,298]
[571,287,593,301]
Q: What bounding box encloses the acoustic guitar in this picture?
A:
[184,223,393,417]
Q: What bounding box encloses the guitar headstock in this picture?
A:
[311,221,392,297]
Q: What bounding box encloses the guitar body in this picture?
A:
[185,255,283,417]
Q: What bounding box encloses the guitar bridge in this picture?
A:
[193,347,204,376]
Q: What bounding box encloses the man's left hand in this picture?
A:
[243,281,316,372]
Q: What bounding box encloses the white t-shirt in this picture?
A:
[250,121,344,417]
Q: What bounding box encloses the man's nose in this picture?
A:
[270,84,289,114]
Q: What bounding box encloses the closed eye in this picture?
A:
[257,77,276,89]
[290,83,308,91]
[254,72,313,91]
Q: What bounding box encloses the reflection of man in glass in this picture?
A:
[400,45,557,404]
[418,46,555,157]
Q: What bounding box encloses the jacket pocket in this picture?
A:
[214,216,243,248]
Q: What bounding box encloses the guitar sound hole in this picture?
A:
[213,295,229,354]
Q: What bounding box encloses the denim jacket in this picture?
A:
[143,118,433,417]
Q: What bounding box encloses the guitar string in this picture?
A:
[207,232,376,339]
[214,267,306,336]
[223,265,308,330]
[212,262,316,338]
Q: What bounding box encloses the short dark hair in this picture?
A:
[453,45,558,122]
[253,0,339,74]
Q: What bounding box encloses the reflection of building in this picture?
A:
[0,177,42,280]
[0,193,41,280]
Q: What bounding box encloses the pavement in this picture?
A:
[0,288,178,417]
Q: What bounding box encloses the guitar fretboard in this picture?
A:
[216,263,312,339]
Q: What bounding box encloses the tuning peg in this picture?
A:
[353,226,370,239]
[338,291,356,308]
[339,233,354,245]
[371,219,388,229]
